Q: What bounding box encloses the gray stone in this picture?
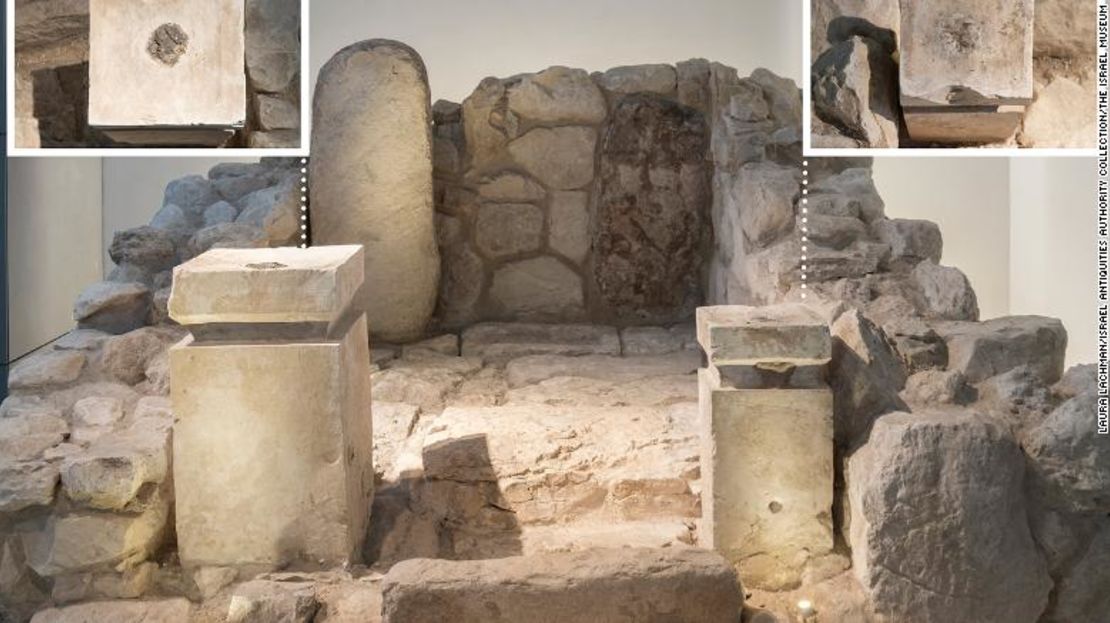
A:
[508,126,597,190]
[74,282,152,334]
[184,223,268,259]
[474,203,544,259]
[8,350,85,390]
[226,578,319,623]
[812,36,899,148]
[29,598,191,623]
[212,173,274,205]
[735,163,799,249]
[548,191,590,263]
[810,0,900,59]
[808,168,885,224]
[311,40,440,342]
[505,352,699,388]
[829,309,907,449]
[163,175,219,223]
[460,323,621,362]
[193,566,237,600]
[381,548,740,623]
[1054,363,1096,399]
[149,204,192,244]
[52,329,111,352]
[235,179,300,246]
[1034,0,1097,60]
[620,325,696,356]
[245,0,300,92]
[873,218,943,268]
[108,227,176,275]
[100,327,175,385]
[507,66,607,126]
[489,257,585,320]
[900,369,971,405]
[71,397,124,428]
[849,409,1051,623]
[477,173,546,202]
[256,94,299,131]
[593,94,710,323]
[437,244,484,329]
[1026,392,1108,513]
[202,201,239,227]
[1044,520,1110,623]
[595,64,678,97]
[61,426,171,511]
[911,261,979,320]
[805,214,868,250]
[0,461,59,512]
[937,316,1067,384]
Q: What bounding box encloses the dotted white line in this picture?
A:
[801,160,808,300]
[300,158,308,248]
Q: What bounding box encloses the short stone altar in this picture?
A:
[696,304,834,588]
[167,246,374,569]
[899,0,1034,144]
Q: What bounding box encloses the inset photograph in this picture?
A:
[10,0,303,150]
[808,0,1095,150]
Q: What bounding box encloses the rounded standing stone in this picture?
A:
[310,40,440,341]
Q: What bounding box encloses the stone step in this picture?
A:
[381,547,742,623]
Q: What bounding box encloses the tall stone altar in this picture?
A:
[167,246,374,569]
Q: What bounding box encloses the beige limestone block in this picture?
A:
[169,314,374,568]
[903,107,1024,145]
[899,0,1034,106]
[696,304,831,364]
[168,246,364,325]
[311,40,440,342]
[88,0,245,129]
[700,374,834,585]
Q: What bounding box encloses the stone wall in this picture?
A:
[13,0,300,148]
[431,61,808,330]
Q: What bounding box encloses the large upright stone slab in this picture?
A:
[899,0,1034,144]
[696,305,834,589]
[88,0,246,145]
[593,94,710,324]
[168,246,374,569]
[311,40,440,342]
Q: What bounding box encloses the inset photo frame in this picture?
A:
[6,0,309,156]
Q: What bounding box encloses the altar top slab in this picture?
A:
[168,246,365,326]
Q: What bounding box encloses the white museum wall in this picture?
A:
[7,158,103,359]
[1009,158,1097,367]
[310,0,804,104]
[873,158,1012,322]
[101,157,259,274]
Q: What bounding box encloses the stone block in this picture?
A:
[903,106,1024,145]
[169,313,374,568]
[460,323,621,362]
[29,598,192,623]
[696,304,831,365]
[88,0,246,143]
[168,246,364,327]
[381,548,741,623]
[699,376,834,587]
[899,0,1034,107]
